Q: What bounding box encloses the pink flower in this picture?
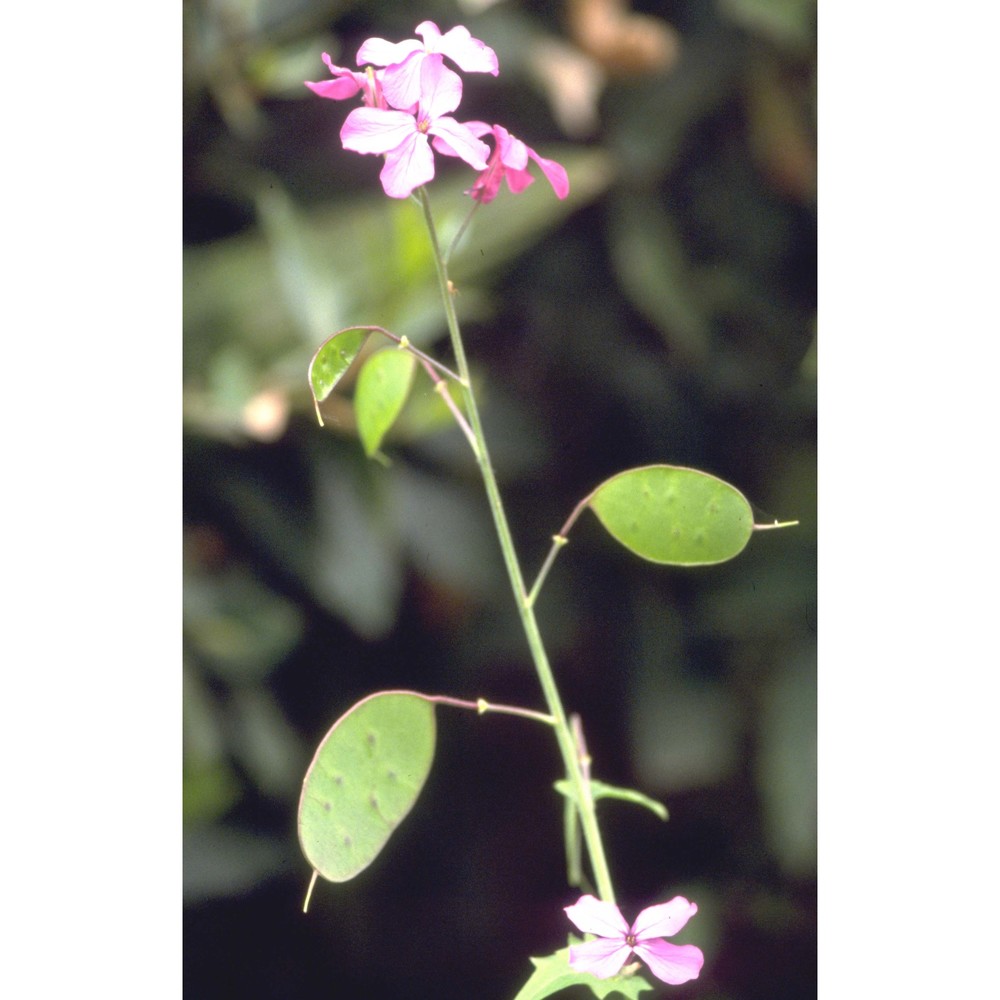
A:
[305,53,385,108]
[357,20,499,110]
[462,124,569,203]
[564,894,705,986]
[339,57,489,199]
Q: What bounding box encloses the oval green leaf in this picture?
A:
[355,348,417,457]
[588,465,753,566]
[298,690,436,884]
[308,327,369,424]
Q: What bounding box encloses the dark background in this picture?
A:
[183,1,816,997]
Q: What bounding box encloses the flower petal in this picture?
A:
[434,24,500,75]
[564,895,630,938]
[340,107,414,155]
[495,126,529,170]
[630,897,698,941]
[305,55,366,101]
[567,938,633,980]
[356,36,421,68]
[380,133,434,198]
[633,940,705,985]
[503,166,535,195]
[466,160,504,203]
[305,76,362,101]
[381,50,425,111]
[463,120,493,139]
[428,117,489,170]
[527,149,569,199]
[414,20,443,46]
[417,57,463,120]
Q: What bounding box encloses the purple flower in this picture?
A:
[564,894,705,986]
[462,124,570,203]
[305,52,386,108]
[357,20,499,111]
[339,56,489,199]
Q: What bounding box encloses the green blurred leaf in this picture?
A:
[183,151,614,438]
[608,194,711,364]
[308,327,369,423]
[553,779,668,822]
[183,759,241,826]
[513,944,654,1000]
[756,647,816,876]
[355,348,417,458]
[718,0,816,50]
[449,147,614,284]
[587,465,753,566]
[388,463,503,601]
[184,561,304,682]
[309,445,404,639]
[298,691,436,884]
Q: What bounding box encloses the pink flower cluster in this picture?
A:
[306,21,569,202]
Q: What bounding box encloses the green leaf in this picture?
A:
[308,327,369,424]
[553,779,668,822]
[718,0,816,50]
[355,348,417,457]
[298,691,435,884]
[513,945,654,1000]
[608,194,711,364]
[587,465,753,566]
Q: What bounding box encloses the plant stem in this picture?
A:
[426,694,556,726]
[446,197,483,266]
[417,186,616,904]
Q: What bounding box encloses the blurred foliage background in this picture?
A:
[183,0,816,997]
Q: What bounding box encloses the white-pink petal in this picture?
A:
[567,937,633,980]
[416,58,463,120]
[380,133,435,198]
[497,129,530,171]
[427,118,489,170]
[414,20,442,45]
[380,50,425,111]
[630,896,698,941]
[356,36,421,68]
[432,24,500,75]
[340,107,414,155]
[462,120,492,139]
[632,939,705,985]
[564,895,630,938]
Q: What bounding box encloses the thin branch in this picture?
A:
[525,493,594,608]
[425,694,556,726]
[446,198,483,265]
[415,358,480,459]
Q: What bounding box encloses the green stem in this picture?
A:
[426,694,556,726]
[417,186,616,904]
[525,534,568,609]
[526,492,591,607]
[446,197,483,266]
